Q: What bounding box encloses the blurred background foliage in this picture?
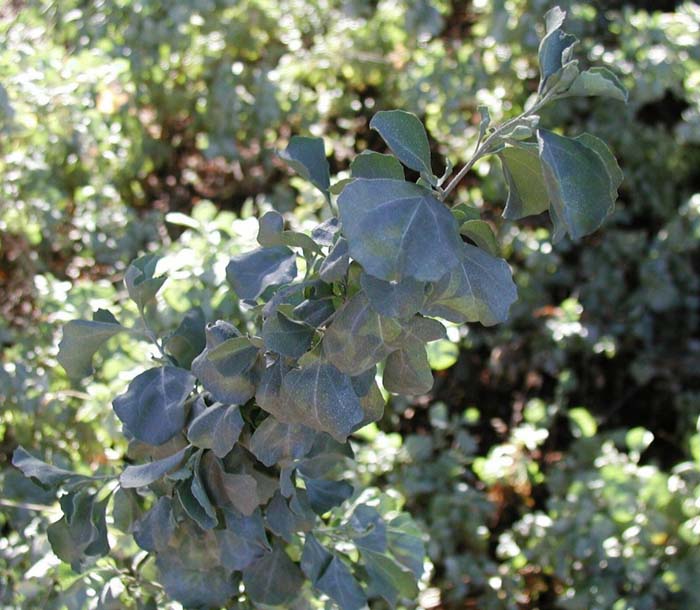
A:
[1,0,699,608]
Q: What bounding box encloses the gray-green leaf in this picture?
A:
[319,237,350,282]
[279,135,331,198]
[282,361,364,442]
[316,556,367,610]
[537,129,619,241]
[120,447,188,488]
[323,292,404,376]
[242,542,304,606]
[226,246,297,300]
[187,403,244,457]
[58,317,123,379]
[124,254,166,311]
[263,310,314,358]
[12,447,87,490]
[249,417,316,467]
[191,322,258,405]
[350,150,405,180]
[165,307,206,370]
[338,179,463,282]
[538,7,577,92]
[112,366,195,446]
[563,67,628,102]
[370,110,433,178]
[383,342,434,395]
[498,145,550,220]
[422,243,517,326]
[360,273,426,319]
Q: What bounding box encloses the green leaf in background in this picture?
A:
[350,150,405,180]
[538,6,577,92]
[279,135,331,198]
[459,220,500,257]
[249,417,316,467]
[187,403,244,457]
[564,67,628,102]
[124,253,166,312]
[242,542,304,606]
[226,246,297,300]
[165,306,206,370]
[282,361,365,442]
[370,110,434,179]
[338,178,463,282]
[360,273,426,319]
[537,129,620,241]
[498,145,550,220]
[383,342,434,395]
[112,366,195,446]
[422,243,517,326]
[568,407,598,438]
[426,338,459,371]
[191,321,258,405]
[263,310,315,358]
[120,446,188,488]
[57,315,124,379]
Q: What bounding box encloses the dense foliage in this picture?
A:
[2,1,699,609]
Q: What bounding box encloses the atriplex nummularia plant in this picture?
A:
[14,8,627,609]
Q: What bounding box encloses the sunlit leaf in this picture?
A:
[370,110,433,178]
[350,150,404,180]
[422,243,517,326]
[537,129,619,241]
[338,179,462,282]
[564,67,628,102]
[58,316,123,379]
[498,144,550,220]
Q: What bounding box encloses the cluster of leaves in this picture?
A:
[10,8,629,608]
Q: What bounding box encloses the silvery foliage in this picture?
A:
[14,8,625,608]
